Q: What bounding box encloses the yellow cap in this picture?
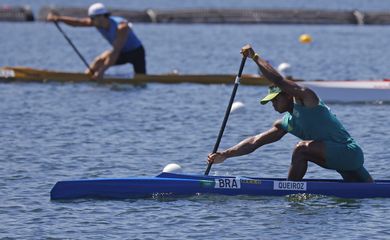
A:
[260,86,282,105]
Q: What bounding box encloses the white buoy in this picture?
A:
[230,101,245,113]
[162,163,182,173]
[277,62,291,77]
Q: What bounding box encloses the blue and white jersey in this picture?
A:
[97,16,142,52]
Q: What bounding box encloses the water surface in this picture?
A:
[1,1,390,239]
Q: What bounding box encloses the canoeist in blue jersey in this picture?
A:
[47,3,146,79]
[208,44,373,183]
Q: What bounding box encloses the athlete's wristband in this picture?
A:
[253,53,259,60]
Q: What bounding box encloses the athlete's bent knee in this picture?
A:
[293,141,310,156]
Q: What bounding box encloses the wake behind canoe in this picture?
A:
[50,172,390,200]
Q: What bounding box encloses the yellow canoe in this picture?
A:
[0,66,270,86]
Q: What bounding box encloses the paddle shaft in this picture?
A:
[53,21,93,72]
[204,57,247,175]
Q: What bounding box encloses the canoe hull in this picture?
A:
[0,66,268,85]
[50,172,390,200]
[2,66,390,102]
[301,80,390,102]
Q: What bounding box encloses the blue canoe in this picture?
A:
[50,172,390,200]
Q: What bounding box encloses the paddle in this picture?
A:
[53,21,93,73]
[204,56,247,175]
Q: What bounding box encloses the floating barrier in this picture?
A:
[38,6,150,22]
[154,9,354,24]
[2,6,390,25]
[38,7,390,25]
[365,11,390,25]
[0,5,34,22]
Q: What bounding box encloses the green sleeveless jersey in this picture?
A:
[280,101,354,143]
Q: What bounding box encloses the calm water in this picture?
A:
[1,1,390,239]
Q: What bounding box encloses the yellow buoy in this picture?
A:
[299,34,312,44]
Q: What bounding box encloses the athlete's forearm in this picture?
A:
[56,16,91,27]
[222,136,263,158]
[253,55,306,98]
[223,126,286,159]
[253,55,284,85]
[101,50,120,71]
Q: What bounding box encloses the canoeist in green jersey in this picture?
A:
[208,44,373,182]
